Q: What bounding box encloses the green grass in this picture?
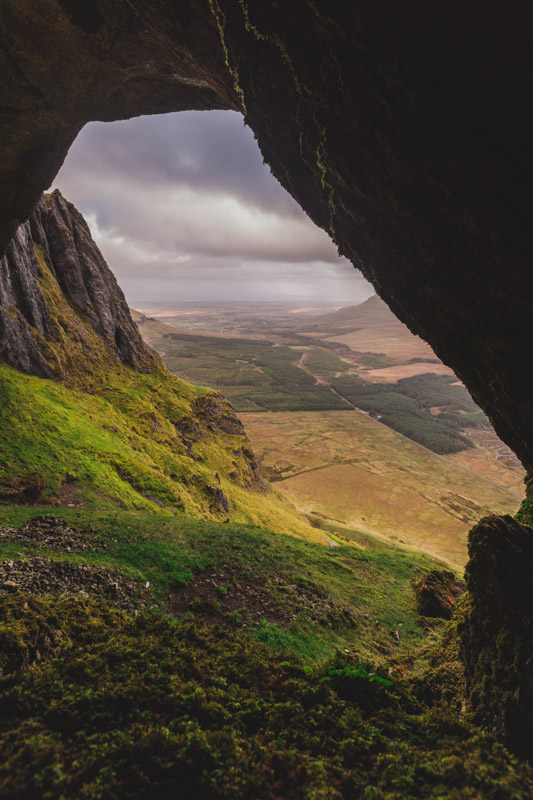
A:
[0,364,320,541]
[0,507,532,798]
[0,506,440,664]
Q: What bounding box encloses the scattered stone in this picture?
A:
[0,515,106,553]
[0,557,145,611]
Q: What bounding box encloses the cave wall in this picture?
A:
[0,0,531,474]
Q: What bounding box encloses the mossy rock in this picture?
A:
[414,569,466,620]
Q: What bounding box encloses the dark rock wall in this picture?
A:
[0,192,156,378]
[0,218,55,377]
[0,1,531,475]
[460,516,533,760]
[213,0,533,475]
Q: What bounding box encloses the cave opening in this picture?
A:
[1,0,532,774]
[47,108,524,570]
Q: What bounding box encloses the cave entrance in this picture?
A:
[51,109,524,568]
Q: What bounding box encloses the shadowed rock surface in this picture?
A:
[460,515,533,760]
[414,569,466,620]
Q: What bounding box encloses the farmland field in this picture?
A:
[133,298,525,566]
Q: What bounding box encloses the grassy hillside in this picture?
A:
[0,362,322,541]
[0,221,325,542]
[0,506,439,664]
[1,507,532,798]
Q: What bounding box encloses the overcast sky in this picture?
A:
[52,110,374,305]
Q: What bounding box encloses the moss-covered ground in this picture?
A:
[0,507,532,798]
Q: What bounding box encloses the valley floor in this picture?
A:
[134,299,523,570]
[241,410,521,569]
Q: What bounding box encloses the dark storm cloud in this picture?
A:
[52,110,374,303]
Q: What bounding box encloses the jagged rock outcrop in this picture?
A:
[459,515,533,760]
[0,191,157,381]
[0,191,302,532]
[0,1,531,477]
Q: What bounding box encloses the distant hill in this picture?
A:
[299,294,398,332]
[299,295,441,362]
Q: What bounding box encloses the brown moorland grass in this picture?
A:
[448,428,525,495]
[363,362,455,382]
[240,410,523,569]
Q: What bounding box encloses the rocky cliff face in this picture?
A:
[0,191,157,382]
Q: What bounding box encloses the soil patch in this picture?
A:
[0,556,146,611]
[167,564,356,630]
[58,481,91,509]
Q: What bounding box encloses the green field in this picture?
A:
[138,324,351,412]
[137,314,494,455]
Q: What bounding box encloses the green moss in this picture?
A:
[0,593,531,798]
[458,516,533,760]
[209,0,247,112]
[515,475,533,526]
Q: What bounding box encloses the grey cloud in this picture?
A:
[59,111,299,216]
[52,110,374,303]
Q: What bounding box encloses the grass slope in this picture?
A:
[0,506,438,664]
[0,363,321,542]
